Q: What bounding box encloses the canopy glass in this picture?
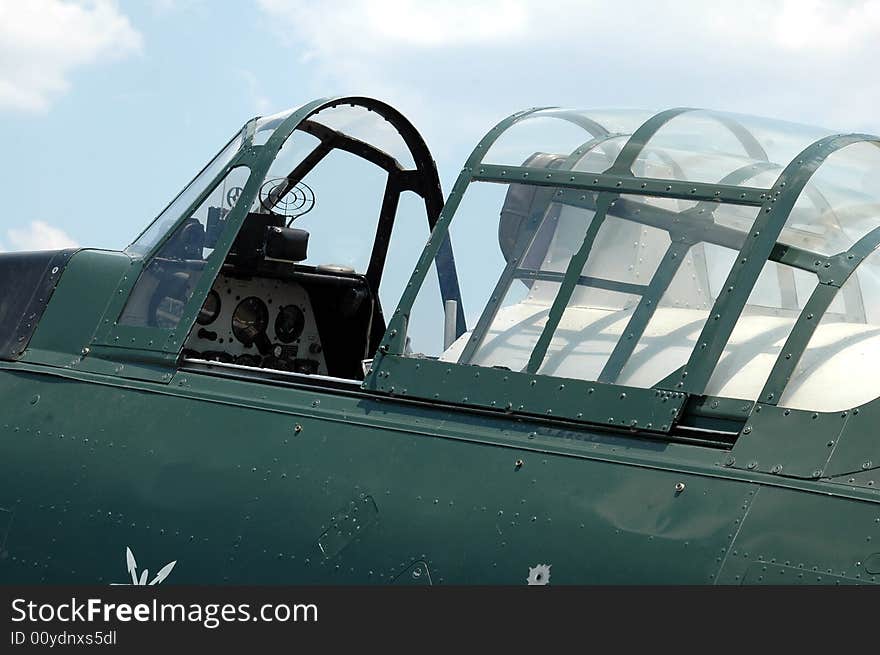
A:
[389,107,880,415]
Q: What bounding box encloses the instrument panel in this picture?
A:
[183,273,327,375]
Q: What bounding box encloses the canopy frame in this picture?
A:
[368,106,880,441]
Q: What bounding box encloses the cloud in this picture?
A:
[0,0,142,112]
[259,0,528,51]
[774,0,880,51]
[256,0,880,158]
[149,0,207,15]
[4,221,79,252]
[237,69,274,114]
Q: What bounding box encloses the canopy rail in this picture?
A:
[472,164,770,206]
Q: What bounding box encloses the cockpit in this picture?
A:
[113,98,461,383]
[111,99,880,436]
[369,106,880,429]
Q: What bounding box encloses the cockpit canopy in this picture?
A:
[389,107,880,415]
[103,97,460,382]
[111,98,880,420]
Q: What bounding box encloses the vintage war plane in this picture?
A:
[2,96,880,584]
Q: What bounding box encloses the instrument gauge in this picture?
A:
[196,289,221,326]
[232,296,269,345]
[275,305,305,343]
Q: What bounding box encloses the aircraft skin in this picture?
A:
[1,97,879,585]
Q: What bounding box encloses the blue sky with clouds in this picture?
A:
[3,0,880,253]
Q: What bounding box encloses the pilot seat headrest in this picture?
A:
[498,152,566,271]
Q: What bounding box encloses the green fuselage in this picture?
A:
[0,251,877,585]
[4,97,880,585]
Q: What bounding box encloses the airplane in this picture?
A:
[1,95,880,585]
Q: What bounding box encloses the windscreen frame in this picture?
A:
[88,96,462,380]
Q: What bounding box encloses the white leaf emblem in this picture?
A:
[113,546,176,585]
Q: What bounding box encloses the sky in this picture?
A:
[2,0,880,255]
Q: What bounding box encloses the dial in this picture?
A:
[275,304,305,343]
[196,289,221,326]
[232,296,269,345]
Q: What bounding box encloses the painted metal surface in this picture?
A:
[364,354,687,431]
[22,249,131,369]
[2,99,880,584]
[0,361,767,583]
[716,486,880,584]
[0,249,76,360]
[1,358,878,584]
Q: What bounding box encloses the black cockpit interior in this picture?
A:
[182,210,384,381]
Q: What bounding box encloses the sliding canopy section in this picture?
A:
[369,106,880,425]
